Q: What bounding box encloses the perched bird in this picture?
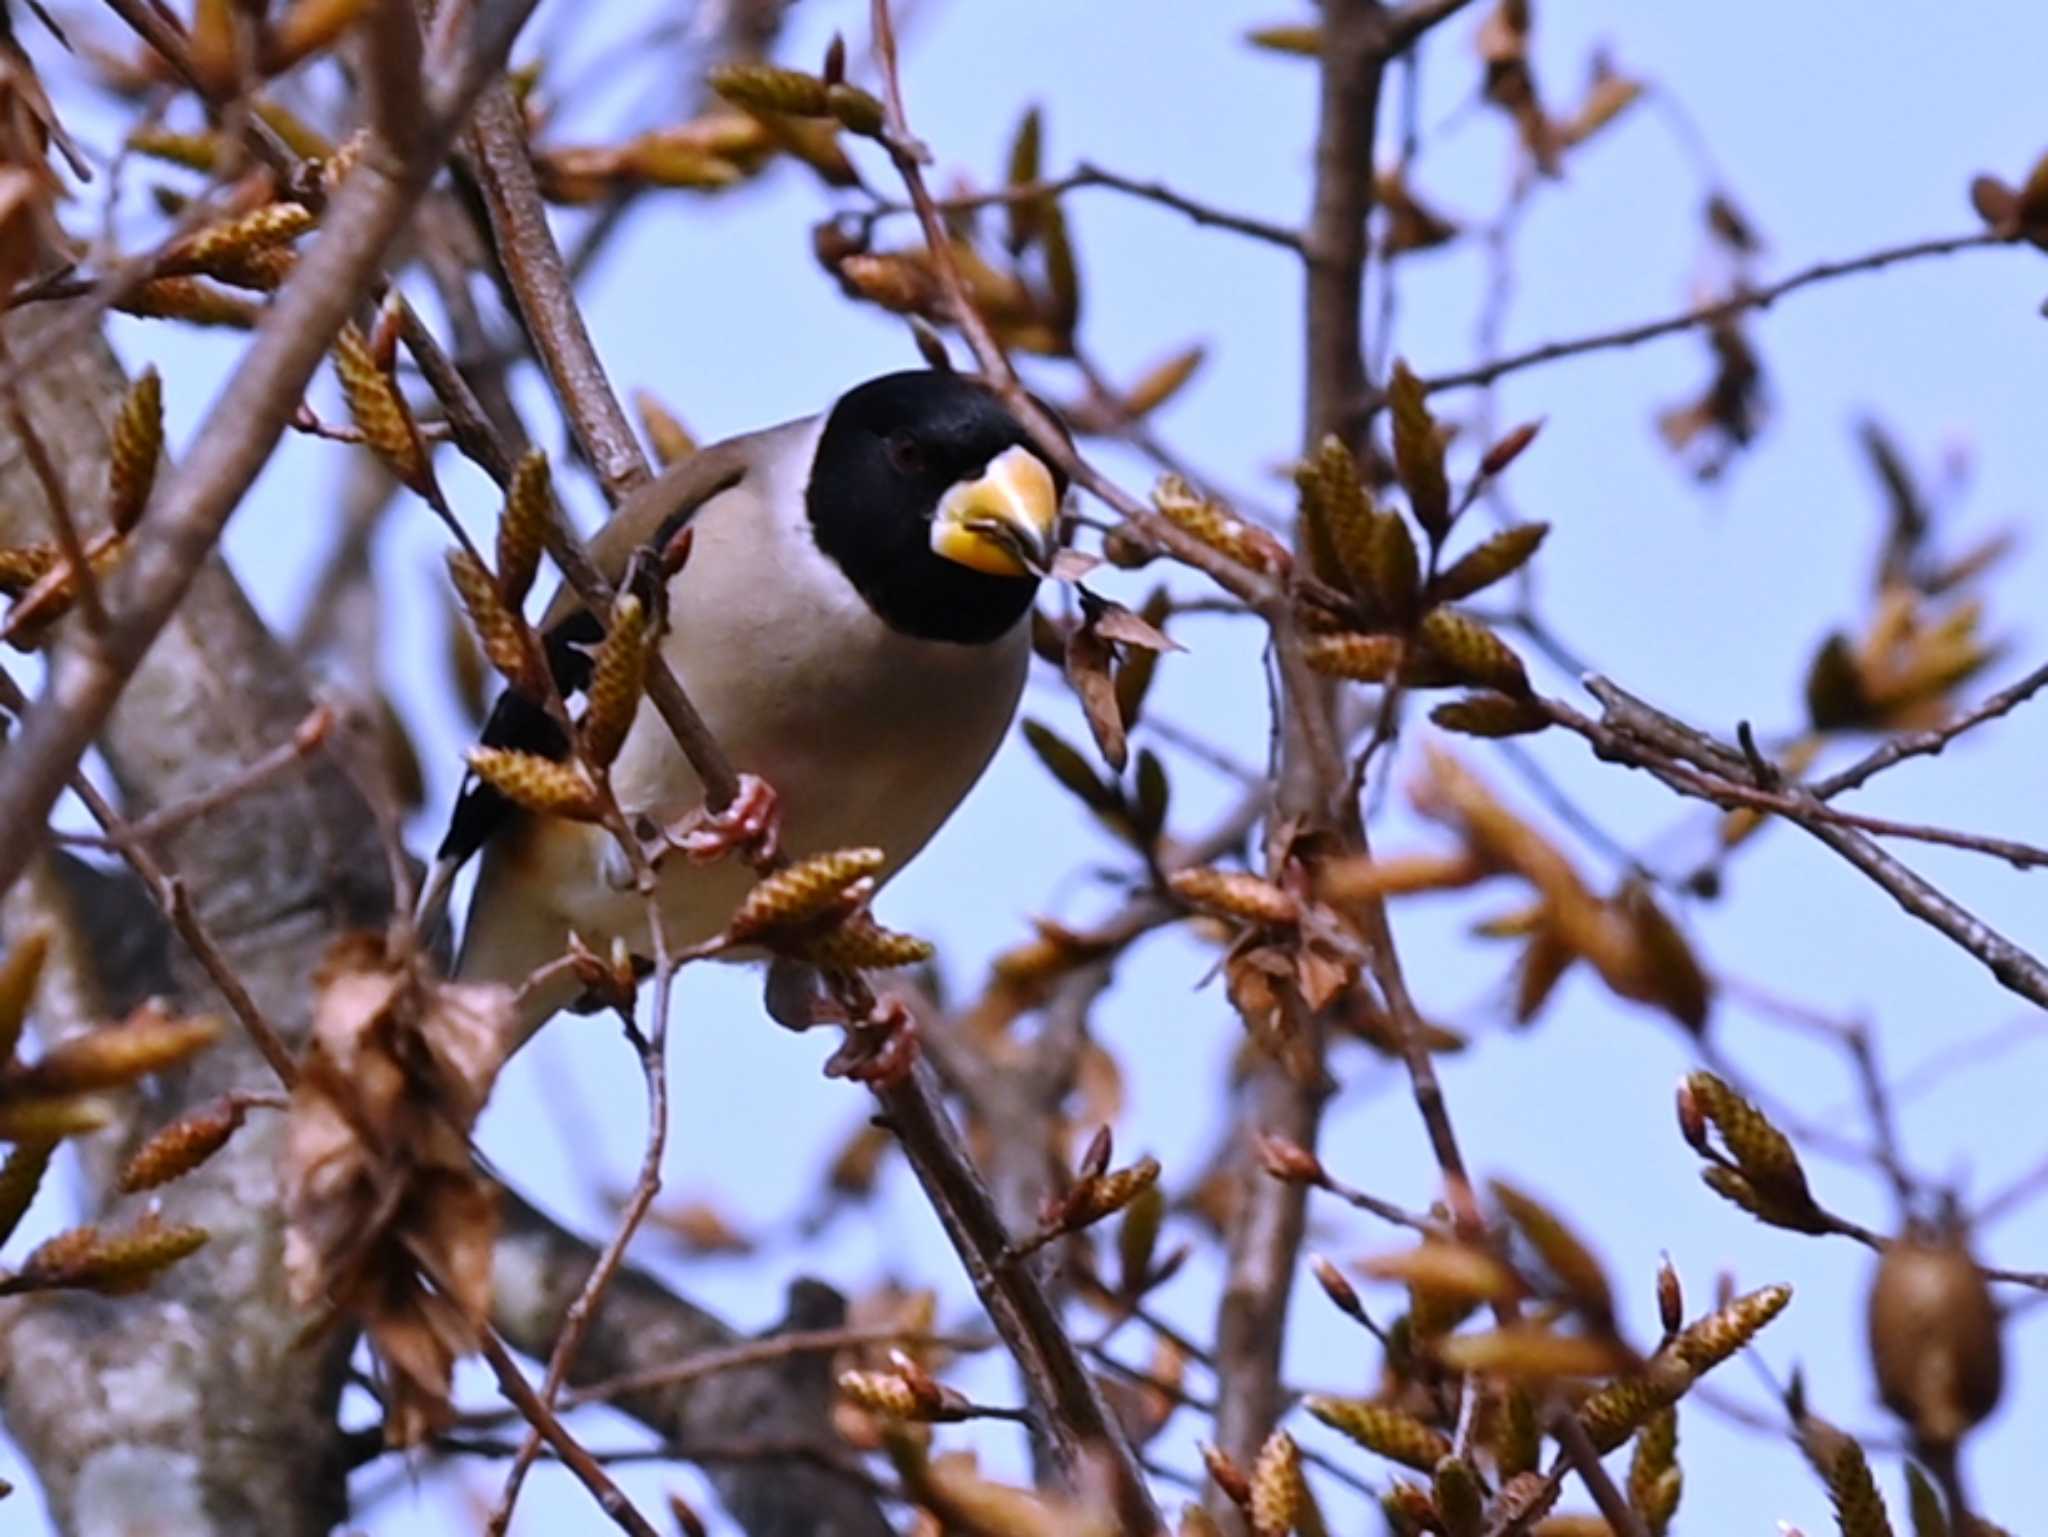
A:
[428,369,1066,1042]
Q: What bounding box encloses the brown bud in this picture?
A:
[1387,358,1451,539]
[1824,1435,1893,1537]
[0,543,60,600]
[14,1005,221,1095]
[826,83,886,137]
[709,63,832,117]
[1304,1397,1452,1472]
[1200,1444,1253,1510]
[1168,867,1301,926]
[581,594,651,768]
[1656,1253,1684,1338]
[1429,691,1549,736]
[1867,1233,2003,1447]
[836,1368,922,1420]
[1674,1281,1792,1373]
[1253,1131,1325,1186]
[1062,1156,1162,1232]
[1431,523,1549,604]
[836,252,941,314]
[107,368,164,533]
[1489,1177,1613,1322]
[189,0,245,99]
[163,202,315,281]
[116,277,261,329]
[1432,1455,1485,1537]
[1479,419,1545,477]
[728,848,886,942]
[1303,631,1404,683]
[1380,1480,1438,1534]
[801,916,936,971]
[497,450,554,606]
[1152,474,1292,575]
[465,747,603,820]
[1311,1252,1368,1324]
[334,322,434,497]
[1683,1072,1821,1225]
[0,1094,115,1142]
[6,1215,209,1296]
[1418,609,1530,696]
[1577,1353,1694,1453]
[127,127,225,173]
[119,1097,249,1192]
[1249,1429,1308,1536]
[446,549,543,697]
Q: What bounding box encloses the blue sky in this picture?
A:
[6,1,2047,1532]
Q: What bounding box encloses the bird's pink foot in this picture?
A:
[666,773,781,866]
[823,993,920,1087]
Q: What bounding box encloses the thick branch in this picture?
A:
[491,1192,894,1537]
[0,1,539,898]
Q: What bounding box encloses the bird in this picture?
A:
[425,368,1067,1046]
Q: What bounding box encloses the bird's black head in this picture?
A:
[807,370,1068,645]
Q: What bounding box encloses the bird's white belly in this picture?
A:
[594,581,1030,953]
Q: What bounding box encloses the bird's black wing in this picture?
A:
[431,443,755,874]
[435,609,602,868]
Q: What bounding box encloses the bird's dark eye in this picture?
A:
[884,431,926,476]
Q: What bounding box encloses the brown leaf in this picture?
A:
[1021,719,1118,814]
[1065,619,1126,772]
[283,935,516,1446]
[1434,1325,1632,1379]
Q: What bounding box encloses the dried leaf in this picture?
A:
[1120,344,1206,418]
[1065,618,1126,772]
[1490,1177,1613,1321]
[284,935,515,1446]
[1005,105,1044,252]
[264,0,374,73]
[1434,1324,1631,1379]
[1021,718,1119,814]
[634,390,696,467]
[9,1003,219,1095]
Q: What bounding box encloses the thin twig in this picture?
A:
[0,0,544,897]
[1560,679,2048,1010]
[1415,231,2007,401]
[859,162,1304,252]
[1808,657,2048,800]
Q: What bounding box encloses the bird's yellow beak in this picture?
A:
[930,445,1060,578]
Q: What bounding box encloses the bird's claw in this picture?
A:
[667,773,781,866]
[823,993,920,1087]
